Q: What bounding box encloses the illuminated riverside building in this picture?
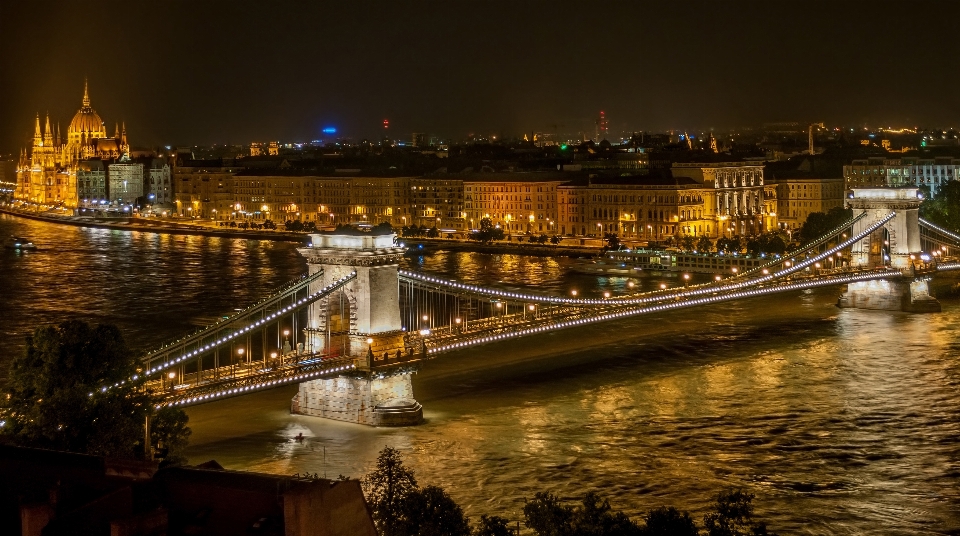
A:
[672,162,770,237]
[15,81,130,208]
[771,176,843,230]
[463,173,563,234]
[558,175,713,239]
[844,156,960,196]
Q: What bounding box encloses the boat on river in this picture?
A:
[5,236,38,250]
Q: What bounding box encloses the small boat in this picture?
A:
[6,237,38,250]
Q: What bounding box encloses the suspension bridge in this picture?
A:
[109,187,959,426]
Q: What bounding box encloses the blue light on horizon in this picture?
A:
[322,127,337,135]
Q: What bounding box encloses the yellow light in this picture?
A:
[168,372,176,379]
[366,338,373,344]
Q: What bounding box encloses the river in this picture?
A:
[1,213,958,535]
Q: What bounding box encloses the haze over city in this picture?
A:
[4,0,960,151]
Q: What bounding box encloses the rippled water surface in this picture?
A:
[1,214,959,535]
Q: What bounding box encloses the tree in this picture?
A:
[920,180,960,232]
[642,506,698,536]
[399,485,471,536]
[604,233,621,251]
[151,405,192,466]
[798,206,853,245]
[474,515,514,536]
[524,492,575,536]
[679,235,696,252]
[470,218,505,243]
[372,222,394,235]
[702,489,773,536]
[1,321,190,460]
[697,235,713,252]
[362,447,419,536]
[523,492,641,536]
[551,235,562,246]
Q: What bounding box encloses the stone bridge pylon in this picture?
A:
[292,231,423,426]
[839,187,940,313]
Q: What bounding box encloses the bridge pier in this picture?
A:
[837,278,941,313]
[292,370,422,426]
[293,231,423,426]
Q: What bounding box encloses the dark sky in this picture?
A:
[3,0,960,151]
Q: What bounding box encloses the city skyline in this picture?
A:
[4,0,960,152]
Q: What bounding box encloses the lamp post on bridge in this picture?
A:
[235,347,244,378]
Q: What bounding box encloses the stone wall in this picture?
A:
[294,373,422,426]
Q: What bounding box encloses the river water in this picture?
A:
[1,213,958,535]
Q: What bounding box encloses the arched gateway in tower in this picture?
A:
[291,231,423,426]
[839,187,940,312]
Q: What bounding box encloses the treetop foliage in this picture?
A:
[1,320,190,462]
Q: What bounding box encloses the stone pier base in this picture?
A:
[292,371,423,426]
[838,279,941,313]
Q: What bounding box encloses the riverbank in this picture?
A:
[0,206,604,257]
[401,237,601,258]
[0,206,308,243]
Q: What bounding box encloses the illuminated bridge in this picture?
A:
[99,187,959,426]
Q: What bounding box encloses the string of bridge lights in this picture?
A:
[400,216,889,308]
[736,212,867,279]
[426,270,898,355]
[918,218,960,243]
[144,272,357,377]
[144,269,327,358]
[162,362,358,408]
[88,272,358,400]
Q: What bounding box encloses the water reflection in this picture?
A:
[1,216,959,533]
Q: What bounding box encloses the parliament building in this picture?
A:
[15,80,130,208]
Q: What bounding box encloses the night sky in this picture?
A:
[2,0,960,151]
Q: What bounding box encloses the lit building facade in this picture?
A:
[463,174,562,235]
[558,177,713,240]
[15,81,130,208]
[107,160,144,206]
[77,160,107,205]
[844,156,960,196]
[672,162,769,237]
[773,177,844,229]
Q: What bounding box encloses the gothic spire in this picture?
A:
[82,77,90,107]
[115,122,120,138]
[34,114,41,139]
[44,113,53,144]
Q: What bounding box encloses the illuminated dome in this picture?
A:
[67,80,106,142]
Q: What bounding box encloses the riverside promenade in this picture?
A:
[0,205,606,257]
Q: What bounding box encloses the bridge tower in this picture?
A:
[293,232,423,426]
[839,187,940,312]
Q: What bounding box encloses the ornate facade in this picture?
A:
[15,80,129,208]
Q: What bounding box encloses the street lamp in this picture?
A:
[570,290,578,297]
[683,273,690,287]
[236,347,244,376]
[283,329,291,353]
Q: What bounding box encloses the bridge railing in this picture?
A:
[142,269,327,363]
[141,272,357,380]
[736,212,868,280]
[421,267,900,356]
